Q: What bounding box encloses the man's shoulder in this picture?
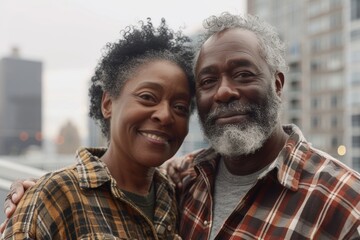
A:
[303,146,360,195]
[311,147,359,178]
[193,148,218,165]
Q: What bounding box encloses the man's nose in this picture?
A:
[214,76,240,103]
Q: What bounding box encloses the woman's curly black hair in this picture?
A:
[89,18,195,140]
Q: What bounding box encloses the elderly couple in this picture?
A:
[1,12,359,240]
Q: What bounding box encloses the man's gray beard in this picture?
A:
[199,85,282,158]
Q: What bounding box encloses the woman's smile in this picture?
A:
[139,130,170,145]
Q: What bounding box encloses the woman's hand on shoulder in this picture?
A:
[0,178,37,233]
[164,149,202,190]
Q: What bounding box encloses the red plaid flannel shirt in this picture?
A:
[179,125,360,240]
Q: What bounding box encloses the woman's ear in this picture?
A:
[274,71,285,97]
[101,92,112,119]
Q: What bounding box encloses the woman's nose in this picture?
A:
[151,103,174,125]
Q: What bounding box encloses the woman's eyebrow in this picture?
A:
[136,81,163,89]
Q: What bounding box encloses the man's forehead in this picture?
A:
[198,29,261,64]
[198,29,261,62]
[203,28,259,48]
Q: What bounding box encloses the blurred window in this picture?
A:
[353,135,360,148]
[352,72,360,85]
[331,116,338,127]
[328,74,343,90]
[311,38,321,52]
[331,136,338,148]
[352,50,360,63]
[329,12,342,27]
[329,32,343,48]
[290,99,300,109]
[351,0,360,20]
[331,95,338,108]
[353,157,360,172]
[312,116,321,128]
[330,0,342,8]
[352,114,360,126]
[312,97,321,109]
[351,29,360,41]
[352,92,360,105]
[289,42,301,58]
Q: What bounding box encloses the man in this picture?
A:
[2,13,360,239]
[176,12,360,239]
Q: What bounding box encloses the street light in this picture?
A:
[337,145,346,156]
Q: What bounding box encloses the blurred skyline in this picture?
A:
[0,0,247,141]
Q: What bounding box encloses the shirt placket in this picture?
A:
[215,177,268,239]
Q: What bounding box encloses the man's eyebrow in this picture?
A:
[228,59,256,68]
[197,59,258,78]
[197,66,217,77]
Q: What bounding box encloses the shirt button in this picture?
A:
[167,225,172,231]
[204,220,209,226]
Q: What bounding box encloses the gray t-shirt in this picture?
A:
[209,159,269,240]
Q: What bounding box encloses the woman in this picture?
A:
[1,18,195,240]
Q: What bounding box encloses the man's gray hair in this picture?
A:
[193,12,288,74]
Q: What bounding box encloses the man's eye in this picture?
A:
[234,71,254,79]
[174,104,190,115]
[203,80,213,85]
[199,78,217,87]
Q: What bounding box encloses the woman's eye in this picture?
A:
[139,93,156,102]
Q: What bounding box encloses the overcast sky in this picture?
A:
[0,0,247,141]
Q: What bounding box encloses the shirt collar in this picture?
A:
[271,124,309,191]
[75,147,175,197]
[75,147,112,189]
[193,124,310,192]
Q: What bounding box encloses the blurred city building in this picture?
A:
[176,114,208,156]
[56,120,81,154]
[0,48,42,155]
[88,118,107,147]
[248,0,360,172]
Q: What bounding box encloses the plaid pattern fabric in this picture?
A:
[2,148,179,240]
[179,125,360,240]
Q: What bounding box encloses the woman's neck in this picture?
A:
[100,147,155,195]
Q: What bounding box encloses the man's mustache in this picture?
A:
[205,102,260,125]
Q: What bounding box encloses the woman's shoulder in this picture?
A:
[26,164,80,198]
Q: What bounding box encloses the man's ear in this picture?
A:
[274,71,285,97]
[101,92,112,119]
